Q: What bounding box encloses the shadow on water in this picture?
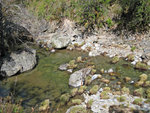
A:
[0,49,150,112]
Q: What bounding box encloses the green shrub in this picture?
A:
[119,0,150,32]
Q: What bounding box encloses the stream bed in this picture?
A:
[0,49,150,113]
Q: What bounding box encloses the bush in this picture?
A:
[119,0,150,32]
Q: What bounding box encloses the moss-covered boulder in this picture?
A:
[71,99,82,105]
[133,88,144,97]
[78,86,87,94]
[133,98,143,105]
[89,85,99,95]
[100,91,109,99]
[111,56,119,64]
[135,62,148,70]
[71,88,78,97]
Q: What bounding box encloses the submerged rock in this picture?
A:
[69,68,91,87]
[0,48,37,77]
[66,105,87,113]
[59,63,68,71]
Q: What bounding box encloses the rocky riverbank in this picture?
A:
[58,56,150,113]
[36,19,150,70]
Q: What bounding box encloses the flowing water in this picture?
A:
[0,49,150,112]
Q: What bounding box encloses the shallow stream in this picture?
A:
[0,49,149,112]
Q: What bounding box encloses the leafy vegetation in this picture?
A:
[9,0,149,32]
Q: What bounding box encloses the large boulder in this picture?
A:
[0,48,37,77]
[69,68,91,87]
[51,33,71,49]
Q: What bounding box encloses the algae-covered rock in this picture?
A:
[124,77,131,82]
[60,93,70,104]
[101,78,110,84]
[76,56,82,63]
[134,80,144,87]
[103,87,111,92]
[133,88,144,97]
[89,85,99,95]
[127,54,135,61]
[91,69,96,75]
[111,56,119,64]
[68,60,77,69]
[144,81,150,87]
[117,96,126,102]
[139,74,148,81]
[85,76,92,85]
[100,91,109,99]
[78,86,87,94]
[66,105,87,113]
[87,99,94,109]
[133,98,143,105]
[39,99,50,111]
[146,88,150,98]
[135,62,148,70]
[71,99,82,105]
[121,87,130,94]
[71,88,78,97]
[100,68,105,74]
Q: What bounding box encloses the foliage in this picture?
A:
[119,0,150,32]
